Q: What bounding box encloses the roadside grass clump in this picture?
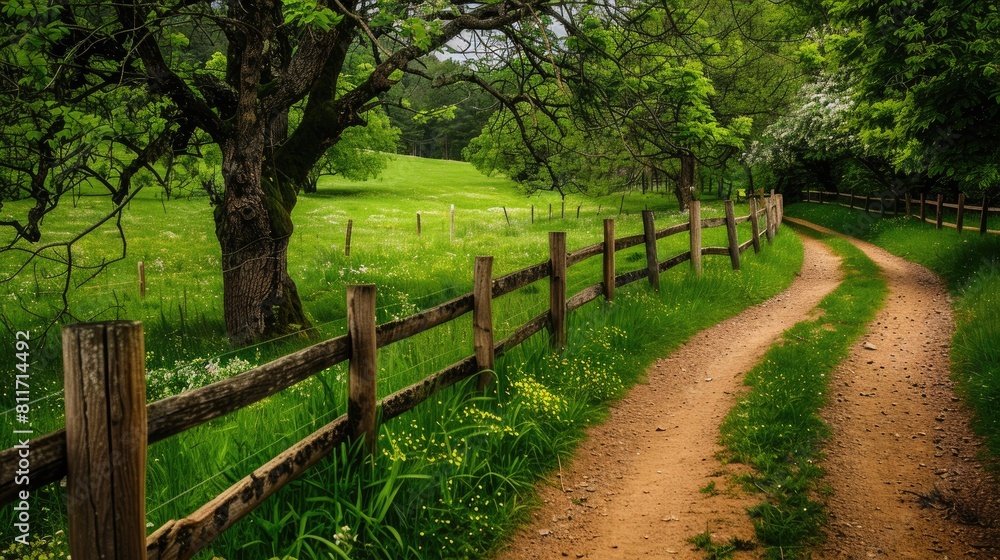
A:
[718,229,888,559]
[786,203,1000,472]
[688,529,755,560]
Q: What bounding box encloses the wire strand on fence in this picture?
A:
[146,399,339,517]
[0,390,64,416]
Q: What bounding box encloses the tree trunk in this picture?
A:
[674,153,695,211]
[216,115,311,344]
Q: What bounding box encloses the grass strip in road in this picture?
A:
[712,226,888,560]
[786,203,1000,474]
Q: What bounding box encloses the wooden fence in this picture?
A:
[0,195,784,560]
[801,190,999,235]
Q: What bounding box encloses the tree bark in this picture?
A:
[214,11,312,344]
[674,153,695,211]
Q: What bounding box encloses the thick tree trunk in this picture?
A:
[216,115,311,343]
[674,153,695,211]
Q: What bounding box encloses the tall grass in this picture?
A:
[0,156,802,558]
[785,203,1000,473]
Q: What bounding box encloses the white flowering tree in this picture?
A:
[742,72,897,194]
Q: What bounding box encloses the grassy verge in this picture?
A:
[786,203,1000,472]
[712,226,888,559]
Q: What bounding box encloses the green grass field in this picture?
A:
[1,156,802,559]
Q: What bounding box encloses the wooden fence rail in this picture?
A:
[0,196,784,560]
[801,190,999,235]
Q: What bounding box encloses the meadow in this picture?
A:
[0,156,803,559]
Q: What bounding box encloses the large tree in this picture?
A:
[1,0,584,343]
[826,0,1000,193]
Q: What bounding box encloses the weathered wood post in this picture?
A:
[893,195,900,217]
[137,261,146,299]
[936,194,944,230]
[603,219,615,301]
[849,192,856,209]
[345,219,353,256]
[905,193,912,216]
[956,193,966,233]
[473,257,494,391]
[749,196,761,254]
[763,196,774,244]
[416,212,421,236]
[724,200,741,270]
[777,194,784,228]
[641,210,660,291]
[549,232,567,349]
[64,321,147,560]
[689,200,703,276]
[865,194,872,214]
[981,196,990,235]
[818,190,823,204]
[920,193,927,222]
[347,285,377,453]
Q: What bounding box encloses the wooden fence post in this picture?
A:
[724,200,740,270]
[879,196,886,217]
[849,193,855,209]
[416,212,421,236]
[865,194,871,214]
[138,261,146,299]
[920,193,926,222]
[548,232,567,349]
[642,210,660,291]
[64,321,147,560]
[818,190,823,204]
[764,197,774,244]
[905,193,912,216]
[603,219,615,301]
[893,195,900,217]
[749,196,761,254]
[473,256,494,391]
[956,193,966,233]
[347,285,377,453]
[345,219,353,256]
[777,194,784,228]
[981,195,989,235]
[689,200,703,276]
[936,194,943,230]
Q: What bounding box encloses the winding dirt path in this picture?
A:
[495,235,844,559]
[787,218,1000,560]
